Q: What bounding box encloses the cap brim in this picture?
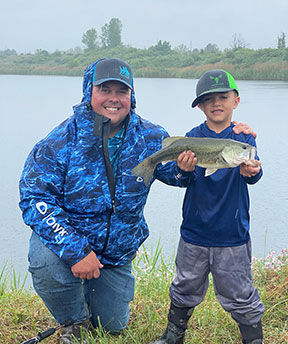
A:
[191,88,235,108]
[93,77,132,89]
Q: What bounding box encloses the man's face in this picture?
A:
[91,81,131,136]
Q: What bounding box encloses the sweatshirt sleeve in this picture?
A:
[154,161,195,187]
[241,134,263,185]
[19,119,91,267]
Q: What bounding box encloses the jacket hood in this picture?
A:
[81,59,136,109]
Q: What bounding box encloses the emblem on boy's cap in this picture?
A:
[210,74,223,85]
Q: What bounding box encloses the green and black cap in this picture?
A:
[192,69,239,108]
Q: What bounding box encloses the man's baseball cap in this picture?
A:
[192,69,239,108]
[92,58,133,89]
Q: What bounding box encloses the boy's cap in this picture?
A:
[92,58,133,89]
[192,69,239,108]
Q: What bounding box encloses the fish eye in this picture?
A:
[242,145,247,149]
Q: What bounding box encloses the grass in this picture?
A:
[0,248,287,344]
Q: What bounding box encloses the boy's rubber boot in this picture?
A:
[149,303,194,344]
[149,321,185,344]
[238,321,263,344]
[60,319,91,344]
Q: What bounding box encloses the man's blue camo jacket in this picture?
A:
[19,59,189,268]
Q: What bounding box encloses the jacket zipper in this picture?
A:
[92,110,129,256]
[99,115,116,255]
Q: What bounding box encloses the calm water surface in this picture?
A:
[1,75,288,285]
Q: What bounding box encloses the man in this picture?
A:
[19,58,255,343]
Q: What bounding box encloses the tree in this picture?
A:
[284,47,288,61]
[175,44,190,53]
[149,40,172,55]
[192,48,200,54]
[0,48,17,56]
[82,28,98,50]
[35,49,49,55]
[230,33,248,50]
[100,23,109,47]
[277,32,286,49]
[66,46,83,55]
[203,43,220,53]
[100,18,122,48]
[108,18,122,47]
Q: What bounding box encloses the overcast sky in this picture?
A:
[1,0,287,53]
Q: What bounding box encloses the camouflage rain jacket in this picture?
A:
[19,60,188,268]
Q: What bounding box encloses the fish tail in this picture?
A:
[131,158,155,186]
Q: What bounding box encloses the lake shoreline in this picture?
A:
[0,69,288,82]
[1,61,288,81]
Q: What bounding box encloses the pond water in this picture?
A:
[1,75,287,286]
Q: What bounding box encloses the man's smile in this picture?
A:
[105,106,120,112]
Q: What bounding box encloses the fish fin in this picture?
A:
[205,168,218,176]
[162,136,186,148]
[131,158,155,187]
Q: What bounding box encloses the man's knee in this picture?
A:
[28,232,75,287]
[92,313,129,334]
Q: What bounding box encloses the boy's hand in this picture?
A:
[177,151,197,172]
[232,121,257,138]
[240,160,261,177]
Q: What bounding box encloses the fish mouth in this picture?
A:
[240,147,257,166]
[249,147,256,160]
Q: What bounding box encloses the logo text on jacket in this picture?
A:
[36,202,68,237]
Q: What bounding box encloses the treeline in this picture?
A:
[1,19,288,81]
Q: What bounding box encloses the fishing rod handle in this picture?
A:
[20,338,39,344]
[37,327,56,340]
[20,327,56,343]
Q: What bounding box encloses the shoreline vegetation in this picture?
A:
[1,45,288,81]
[1,247,287,343]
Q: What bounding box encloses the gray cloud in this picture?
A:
[1,0,287,53]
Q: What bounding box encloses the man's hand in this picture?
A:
[71,251,103,280]
[232,121,257,138]
[240,160,261,177]
[177,151,197,172]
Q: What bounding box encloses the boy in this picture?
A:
[150,70,264,344]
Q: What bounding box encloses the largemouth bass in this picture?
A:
[132,136,257,186]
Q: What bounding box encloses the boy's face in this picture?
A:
[198,91,240,132]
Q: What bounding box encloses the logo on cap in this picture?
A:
[120,66,130,79]
[210,74,223,85]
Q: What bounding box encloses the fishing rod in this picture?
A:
[20,320,74,344]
